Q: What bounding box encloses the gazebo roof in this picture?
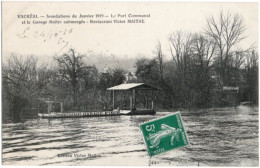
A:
[107,83,158,91]
[223,86,239,91]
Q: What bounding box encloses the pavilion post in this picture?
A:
[47,102,53,114]
[61,102,64,113]
[132,89,136,109]
[130,97,132,110]
[145,97,148,108]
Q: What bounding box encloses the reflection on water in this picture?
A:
[2,105,258,166]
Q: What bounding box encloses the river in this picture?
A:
[2,105,258,166]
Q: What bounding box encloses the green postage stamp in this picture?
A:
[140,112,189,156]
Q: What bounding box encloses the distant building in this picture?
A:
[124,72,138,83]
[124,68,138,83]
[101,67,111,75]
[128,67,137,75]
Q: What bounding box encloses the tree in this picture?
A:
[97,68,126,110]
[168,31,194,108]
[135,58,160,85]
[154,41,164,81]
[205,11,246,86]
[2,54,49,122]
[190,34,216,106]
[54,48,89,110]
[244,50,258,104]
[44,67,71,106]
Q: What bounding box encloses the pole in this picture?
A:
[146,97,148,109]
[132,89,136,109]
[130,97,132,110]
[38,102,40,114]
[61,102,64,113]
[47,102,51,114]
[113,90,115,109]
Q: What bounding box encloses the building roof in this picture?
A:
[101,67,111,74]
[223,86,239,93]
[223,86,239,91]
[128,67,137,75]
[107,83,158,91]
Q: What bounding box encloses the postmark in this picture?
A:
[140,112,189,156]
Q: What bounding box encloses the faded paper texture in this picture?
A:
[1,1,259,166]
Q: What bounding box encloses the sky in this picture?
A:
[2,2,258,64]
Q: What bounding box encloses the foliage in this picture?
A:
[2,54,50,122]
[2,12,258,122]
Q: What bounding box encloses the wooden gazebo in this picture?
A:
[107,83,158,115]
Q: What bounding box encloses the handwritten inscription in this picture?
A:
[16,27,73,53]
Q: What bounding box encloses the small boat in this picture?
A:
[38,109,120,118]
[38,108,155,118]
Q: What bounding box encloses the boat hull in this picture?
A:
[38,109,156,118]
[125,109,156,115]
[38,110,120,118]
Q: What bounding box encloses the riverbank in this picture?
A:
[156,105,258,113]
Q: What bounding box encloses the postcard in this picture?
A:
[1,1,258,166]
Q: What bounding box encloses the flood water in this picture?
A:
[2,105,258,166]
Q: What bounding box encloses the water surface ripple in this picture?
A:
[2,105,258,166]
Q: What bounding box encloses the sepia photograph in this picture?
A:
[1,1,259,166]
